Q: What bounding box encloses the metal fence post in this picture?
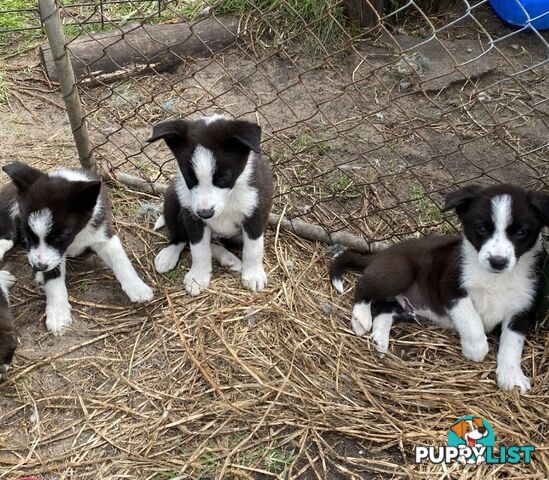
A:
[39,0,94,170]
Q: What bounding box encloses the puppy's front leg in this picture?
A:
[92,235,153,303]
[448,296,489,362]
[40,258,72,335]
[496,321,530,393]
[241,230,267,292]
[184,226,212,296]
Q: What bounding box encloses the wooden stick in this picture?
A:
[107,172,386,253]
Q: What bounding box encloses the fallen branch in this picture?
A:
[107,172,385,253]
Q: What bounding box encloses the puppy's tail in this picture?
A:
[330,250,372,293]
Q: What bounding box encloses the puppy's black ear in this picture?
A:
[530,190,549,226]
[2,162,44,192]
[442,184,483,214]
[146,119,189,144]
[226,121,261,154]
[69,181,102,213]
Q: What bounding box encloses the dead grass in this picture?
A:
[0,185,547,480]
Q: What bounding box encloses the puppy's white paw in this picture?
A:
[497,366,531,393]
[351,316,367,336]
[0,270,16,290]
[124,279,153,303]
[331,278,344,294]
[154,214,166,230]
[461,338,489,363]
[0,239,14,260]
[242,267,267,292]
[155,243,185,273]
[46,303,73,336]
[371,329,390,353]
[218,250,242,272]
[351,302,372,336]
[370,313,393,353]
[184,269,211,296]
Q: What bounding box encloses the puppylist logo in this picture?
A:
[415,416,535,465]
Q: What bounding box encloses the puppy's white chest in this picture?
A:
[206,209,245,237]
[464,270,535,332]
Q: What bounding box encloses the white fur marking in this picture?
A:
[48,168,94,183]
[351,301,372,336]
[496,326,530,392]
[174,152,259,237]
[332,277,344,294]
[478,194,516,272]
[203,113,226,125]
[28,209,61,271]
[0,239,14,260]
[371,313,393,353]
[92,235,153,303]
[28,209,53,238]
[0,270,15,300]
[461,238,541,334]
[185,229,212,296]
[43,259,72,335]
[212,244,242,272]
[155,243,186,273]
[448,296,489,362]
[154,214,166,230]
[241,232,267,292]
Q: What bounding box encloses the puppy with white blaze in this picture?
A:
[331,184,549,393]
[148,115,273,296]
[0,162,154,335]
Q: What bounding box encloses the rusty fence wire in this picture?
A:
[6,0,549,244]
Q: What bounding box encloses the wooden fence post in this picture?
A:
[39,0,94,170]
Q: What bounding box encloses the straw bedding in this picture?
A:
[0,186,547,479]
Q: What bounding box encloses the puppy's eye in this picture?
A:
[515,228,528,238]
[475,224,488,235]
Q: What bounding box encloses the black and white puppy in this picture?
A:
[148,115,273,296]
[0,163,153,335]
[331,184,548,393]
[0,270,17,375]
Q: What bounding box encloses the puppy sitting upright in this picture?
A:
[331,184,548,393]
[149,115,273,296]
[0,163,153,335]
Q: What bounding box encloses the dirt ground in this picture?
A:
[0,2,548,479]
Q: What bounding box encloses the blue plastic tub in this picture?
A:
[489,0,549,30]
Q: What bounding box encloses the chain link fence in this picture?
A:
[4,0,549,244]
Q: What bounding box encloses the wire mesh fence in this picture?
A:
[7,0,549,244]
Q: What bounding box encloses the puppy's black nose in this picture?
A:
[196,208,214,219]
[489,256,508,271]
[33,263,48,272]
[477,426,487,434]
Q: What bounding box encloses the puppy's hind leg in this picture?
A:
[351,257,414,338]
[155,185,188,273]
[370,301,404,353]
[92,236,154,303]
[211,243,242,272]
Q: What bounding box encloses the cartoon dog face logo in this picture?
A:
[450,417,488,448]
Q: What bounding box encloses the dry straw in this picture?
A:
[0,185,547,479]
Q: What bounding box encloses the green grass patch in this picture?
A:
[196,439,295,477]
[213,0,346,45]
[409,184,455,234]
